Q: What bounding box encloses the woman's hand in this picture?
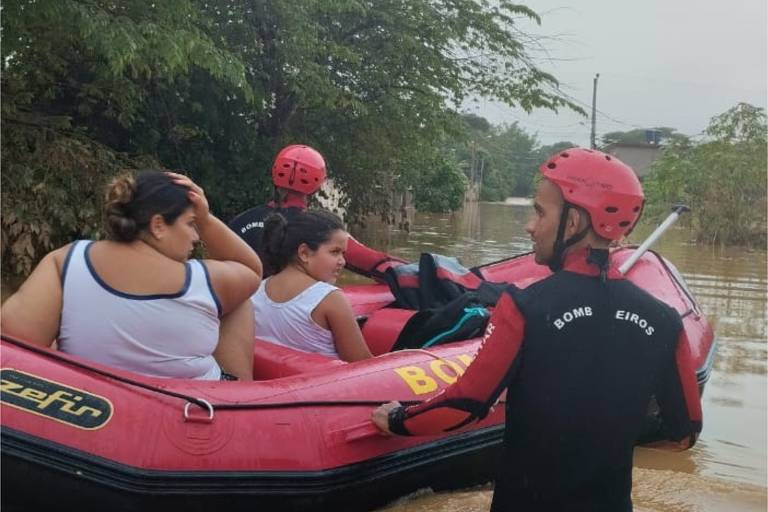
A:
[166,172,210,225]
[372,401,402,435]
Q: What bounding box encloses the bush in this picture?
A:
[1,116,157,276]
[643,103,767,246]
[413,158,468,213]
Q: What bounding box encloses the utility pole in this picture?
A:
[470,139,477,184]
[590,73,600,149]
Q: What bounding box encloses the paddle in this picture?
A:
[618,205,690,275]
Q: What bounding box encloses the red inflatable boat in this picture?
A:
[1,249,716,512]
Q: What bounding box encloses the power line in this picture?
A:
[552,86,648,130]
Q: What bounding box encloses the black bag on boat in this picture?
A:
[391,292,490,350]
[384,253,506,349]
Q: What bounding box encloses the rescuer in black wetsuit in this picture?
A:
[372,148,703,512]
[229,144,405,279]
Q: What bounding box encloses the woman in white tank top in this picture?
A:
[253,210,372,362]
[1,171,262,380]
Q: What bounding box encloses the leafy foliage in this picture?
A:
[0,115,158,275]
[480,123,539,200]
[445,114,575,202]
[643,103,767,246]
[2,0,580,278]
[1,0,256,276]
[601,127,683,146]
[411,156,468,213]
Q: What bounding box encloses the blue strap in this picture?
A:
[421,307,490,348]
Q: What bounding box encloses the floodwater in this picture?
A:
[344,201,767,512]
[1,202,764,511]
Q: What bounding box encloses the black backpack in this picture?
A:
[384,253,506,350]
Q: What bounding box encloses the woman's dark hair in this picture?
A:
[104,170,192,242]
[262,209,345,273]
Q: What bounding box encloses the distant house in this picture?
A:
[602,143,663,179]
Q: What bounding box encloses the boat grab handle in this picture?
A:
[183,398,215,423]
[334,421,381,442]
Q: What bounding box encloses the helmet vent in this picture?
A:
[605,206,618,213]
[277,172,286,177]
[605,155,612,161]
[547,162,557,169]
[299,167,307,174]
[633,206,640,212]
[619,221,631,227]
[561,152,570,158]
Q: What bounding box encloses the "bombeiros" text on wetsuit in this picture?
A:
[387,247,703,512]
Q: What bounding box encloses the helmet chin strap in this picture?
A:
[548,202,590,272]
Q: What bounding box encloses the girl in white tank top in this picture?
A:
[253,210,372,362]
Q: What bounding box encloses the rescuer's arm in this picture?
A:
[372,290,525,436]
[344,236,407,282]
[644,328,703,450]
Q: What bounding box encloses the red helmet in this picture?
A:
[540,147,644,240]
[271,145,327,195]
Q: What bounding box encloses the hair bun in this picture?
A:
[105,173,137,205]
[105,173,139,241]
[262,213,289,269]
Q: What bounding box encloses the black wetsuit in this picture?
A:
[229,204,404,280]
[228,205,301,277]
[388,248,703,511]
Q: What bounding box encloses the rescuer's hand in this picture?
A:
[372,401,402,435]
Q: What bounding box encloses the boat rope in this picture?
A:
[2,334,214,409]
[469,251,531,277]
[1,334,425,411]
[650,251,700,318]
[474,248,698,318]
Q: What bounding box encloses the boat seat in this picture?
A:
[360,308,417,355]
[252,339,345,380]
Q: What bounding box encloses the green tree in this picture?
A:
[1,0,254,276]
[453,113,493,180]
[643,103,767,246]
[411,156,468,212]
[601,127,682,146]
[480,122,539,200]
[2,0,582,278]
[444,115,576,202]
[257,0,581,216]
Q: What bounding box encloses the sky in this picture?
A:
[466,0,768,147]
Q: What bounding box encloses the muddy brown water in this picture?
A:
[342,202,767,512]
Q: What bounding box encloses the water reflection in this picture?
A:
[355,202,767,510]
[351,202,534,268]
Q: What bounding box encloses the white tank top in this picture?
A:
[58,241,222,380]
[252,278,339,358]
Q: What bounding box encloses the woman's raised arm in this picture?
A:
[168,172,262,314]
